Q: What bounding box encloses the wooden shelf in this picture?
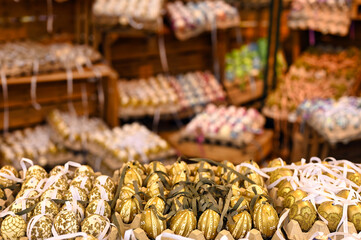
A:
[160,129,274,164]
[6,64,114,85]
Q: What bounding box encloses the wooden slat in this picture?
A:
[226,80,264,105]
[161,130,274,164]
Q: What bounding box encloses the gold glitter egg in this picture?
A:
[75,235,97,240]
[198,209,220,240]
[123,167,143,186]
[216,161,235,177]
[27,215,53,240]
[289,200,317,232]
[89,185,114,202]
[81,214,109,238]
[0,188,5,199]
[267,158,285,168]
[118,185,135,202]
[15,189,39,206]
[140,208,166,239]
[269,168,293,187]
[64,186,88,204]
[60,201,85,223]
[49,165,66,176]
[70,176,93,194]
[242,184,268,202]
[126,161,146,175]
[10,198,36,221]
[93,175,116,194]
[41,188,64,203]
[172,170,189,185]
[86,199,111,219]
[144,196,165,214]
[318,201,342,232]
[277,180,294,198]
[252,196,269,220]
[244,171,264,188]
[253,202,279,238]
[227,210,252,239]
[0,173,15,188]
[54,210,79,235]
[147,161,167,174]
[283,189,308,209]
[26,165,47,180]
[221,170,239,186]
[1,165,19,178]
[48,174,69,191]
[117,197,141,224]
[230,196,249,212]
[21,176,42,190]
[0,215,26,239]
[74,165,95,179]
[170,209,196,237]
[239,159,260,175]
[347,172,361,186]
[169,160,190,177]
[348,202,361,232]
[336,190,356,200]
[33,200,59,220]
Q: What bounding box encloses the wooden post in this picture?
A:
[103,69,119,127]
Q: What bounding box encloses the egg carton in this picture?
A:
[269,186,358,240]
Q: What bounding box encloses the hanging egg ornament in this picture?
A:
[27,215,53,240]
[318,201,342,232]
[239,159,260,175]
[227,211,252,239]
[242,184,268,202]
[33,199,59,220]
[126,161,146,175]
[140,208,166,239]
[21,176,42,190]
[170,209,197,237]
[253,202,279,238]
[198,209,220,240]
[81,214,109,238]
[54,210,79,235]
[169,160,190,176]
[60,201,85,223]
[147,161,167,174]
[289,200,317,232]
[88,185,114,202]
[74,165,95,179]
[267,158,285,168]
[283,189,308,209]
[117,197,141,224]
[123,167,143,186]
[48,174,69,191]
[216,161,235,177]
[86,199,111,218]
[276,180,294,198]
[118,185,136,202]
[0,215,26,239]
[144,196,166,214]
[26,165,47,179]
[269,168,293,187]
[93,175,116,193]
[348,202,361,232]
[70,176,93,194]
[172,170,188,185]
[64,186,88,204]
[147,172,168,188]
[347,172,361,188]
[244,171,264,188]
[194,161,212,174]
[146,180,168,198]
[230,196,249,212]
[1,165,19,178]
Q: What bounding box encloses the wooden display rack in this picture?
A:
[0,64,119,131]
[161,129,274,164]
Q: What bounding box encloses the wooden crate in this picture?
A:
[225,79,264,105]
[160,129,274,164]
[0,64,118,131]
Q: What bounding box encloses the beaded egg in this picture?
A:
[27,215,53,240]
[26,165,47,180]
[81,214,109,238]
[86,199,111,219]
[0,215,26,239]
[33,200,59,220]
[93,175,116,193]
[54,210,79,235]
[70,176,93,194]
[89,185,114,202]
